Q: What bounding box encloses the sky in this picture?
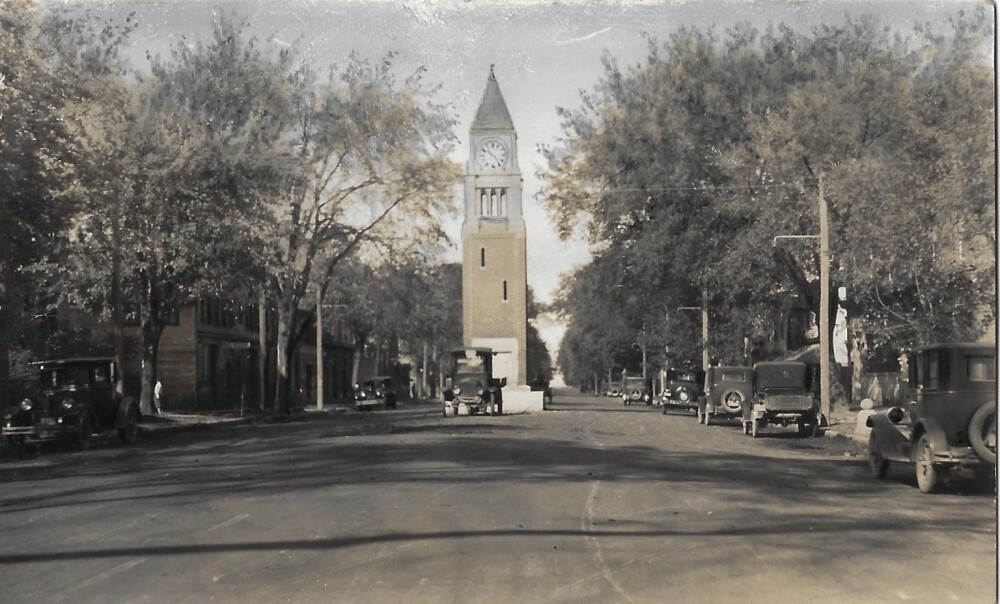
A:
[74,0,992,356]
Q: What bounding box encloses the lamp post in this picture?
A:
[773,174,830,419]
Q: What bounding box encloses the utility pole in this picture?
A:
[701,290,709,371]
[316,289,323,411]
[773,173,831,420]
[818,174,831,420]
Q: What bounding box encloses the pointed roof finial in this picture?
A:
[472,65,513,130]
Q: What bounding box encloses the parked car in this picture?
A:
[353,377,396,411]
[2,357,141,450]
[698,365,753,426]
[749,361,821,438]
[621,375,651,405]
[867,343,996,493]
[443,347,505,416]
[605,381,622,398]
[661,368,704,413]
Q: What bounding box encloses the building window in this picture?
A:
[503,280,508,301]
[477,188,508,218]
[480,248,485,267]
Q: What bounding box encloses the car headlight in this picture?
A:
[476,387,484,396]
[679,391,689,402]
[453,386,462,396]
[62,398,75,410]
[3,407,15,419]
[20,398,33,412]
[644,394,650,401]
[358,392,366,399]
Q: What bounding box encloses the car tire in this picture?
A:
[867,433,889,479]
[117,405,139,444]
[968,401,996,465]
[74,412,93,451]
[914,434,938,494]
[721,390,744,414]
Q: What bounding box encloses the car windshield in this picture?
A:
[455,356,484,372]
[41,366,90,389]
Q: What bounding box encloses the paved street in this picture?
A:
[0,388,995,604]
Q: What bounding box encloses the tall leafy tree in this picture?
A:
[544,12,994,388]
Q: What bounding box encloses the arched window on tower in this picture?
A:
[476,188,509,218]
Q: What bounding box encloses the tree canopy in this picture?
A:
[543,13,995,387]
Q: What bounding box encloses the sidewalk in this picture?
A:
[139,397,439,435]
[824,408,871,444]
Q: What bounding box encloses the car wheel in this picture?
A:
[968,401,997,465]
[74,412,93,451]
[117,405,139,444]
[867,433,889,479]
[914,434,938,494]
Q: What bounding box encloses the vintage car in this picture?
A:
[621,375,651,405]
[353,376,397,411]
[697,365,754,425]
[2,357,141,450]
[605,381,622,398]
[661,368,704,413]
[867,343,996,494]
[749,361,821,438]
[443,347,506,416]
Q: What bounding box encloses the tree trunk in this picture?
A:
[351,336,363,386]
[273,305,293,414]
[421,341,428,398]
[258,295,267,411]
[137,270,163,415]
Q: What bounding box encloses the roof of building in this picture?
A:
[471,66,514,131]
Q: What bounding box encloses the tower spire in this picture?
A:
[472,67,513,131]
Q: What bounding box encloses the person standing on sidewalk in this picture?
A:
[154,380,163,414]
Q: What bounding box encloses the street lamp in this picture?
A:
[773,174,830,420]
[677,290,710,371]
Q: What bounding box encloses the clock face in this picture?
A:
[477,140,507,170]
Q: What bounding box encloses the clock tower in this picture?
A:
[462,67,528,387]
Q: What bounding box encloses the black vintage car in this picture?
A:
[2,357,141,450]
[698,365,754,426]
[749,361,822,438]
[621,375,651,405]
[661,368,704,413]
[867,343,996,493]
[443,347,505,416]
[353,376,397,411]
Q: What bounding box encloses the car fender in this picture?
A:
[867,414,911,462]
[909,417,949,463]
[114,397,140,429]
